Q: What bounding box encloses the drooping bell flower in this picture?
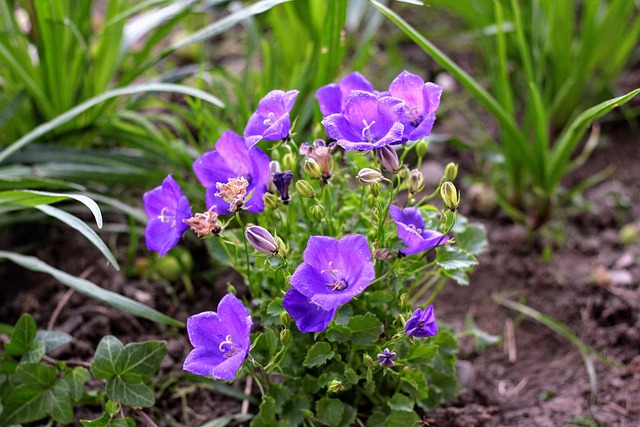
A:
[388,70,442,142]
[183,294,252,381]
[143,174,192,257]
[244,89,299,148]
[316,71,375,116]
[273,170,294,203]
[405,305,438,338]
[389,204,448,256]
[193,130,271,215]
[322,91,405,151]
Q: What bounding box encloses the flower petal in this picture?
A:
[283,289,336,333]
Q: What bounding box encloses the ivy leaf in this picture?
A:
[303,342,335,368]
[36,330,73,353]
[455,224,488,255]
[81,413,136,427]
[106,376,155,408]
[5,313,37,356]
[23,340,46,362]
[435,246,477,271]
[387,393,414,412]
[316,397,344,427]
[91,336,124,380]
[348,313,383,346]
[14,363,57,388]
[117,341,167,380]
[63,366,91,402]
[47,380,73,424]
[1,384,46,424]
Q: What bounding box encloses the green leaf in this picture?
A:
[281,394,312,426]
[455,224,488,255]
[23,340,46,362]
[5,313,37,356]
[251,396,277,427]
[117,341,167,379]
[325,324,351,342]
[406,342,437,365]
[106,376,155,407]
[387,393,414,412]
[81,413,136,427]
[303,342,335,368]
[1,384,47,424]
[465,315,502,351]
[316,397,344,427]
[435,246,478,271]
[47,380,73,424]
[62,367,90,402]
[0,251,183,327]
[91,336,125,380]
[440,268,469,286]
[348,313,383,346]
[14,363,57,388]
[383,410,420,427]
[36,330,72,353]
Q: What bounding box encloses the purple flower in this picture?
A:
[377,348,396,367]
[282,288,337,333]
[183,294,252,381]
[405,305,438,338]
[244,90,299,147]
[273,170,294,203]
[289,234,375,312]
[143,174,192,257]
[193,130,271,215]
[316,72,375,116]
[389,204,449,255]
[388,70,442,142]
[322,91,405,151]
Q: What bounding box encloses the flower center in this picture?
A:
[157,207,176,227]
[321,262,347,292]
[407,224,423,234]
[361,119,376,142]
[407,105,422,126]
[218,335,240,358]
[262,111,276,126]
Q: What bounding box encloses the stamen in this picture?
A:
[262,111,276,126]
[327,279,347,292]
[157,207,176,227]
[407,224,423,234]
[320,261,340,277]
[361,119,376,142]
[218,335,238,358]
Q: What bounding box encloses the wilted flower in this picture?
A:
[215,177,249,213]
[389,205,449,255]
[288,235,375,312]
[282,288,337,333]
[300,139,334,180]
[322,91,405,151]
[388,70,442,142]
[405,305,438,338]
[316,71,375,116]
[184,209,221,237]
[143,174,192,257]
[183,294,252,380]
[273,170,294,203]
[193,130,271,215]
[245,226,279,255]
[244,89,299,147]
[377,348,396,367]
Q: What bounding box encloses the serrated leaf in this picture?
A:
[5,313,37,356]
[14,363,57,388]
[282,394,311,426]
[303,342,335,368]
[406,343,437,365]
[47,380,73,424]
[316,397,344,427]
[63,366,90,402]
[348,313,383,346]
[106,376,155,407]
[117,341,167,379]
[441,268,469,286]
[36,330,73,353]
[251,396,276,427]
[455,224,488,255]
[325,324,350,342]
[1,384,47,424]
[387,393,414,412]
[384,410,420,427]
[338,404,356,427]
[435,246,478,271]
[91,336,124,380]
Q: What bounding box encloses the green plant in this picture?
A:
[372,1,640,228]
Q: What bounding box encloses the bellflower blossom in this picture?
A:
[388,70,442,142]
[316,71,375,116]
[405,305,438,338]
[244,89,299,148]
[282,288,337,333]
[377,348,396,367]
[193,130,271,215]
[143,174,192,257]
[322,91,405,151]
[389,205,449,255]
[184,294,252,380]
[285,235,375,325]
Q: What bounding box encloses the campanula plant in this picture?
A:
[143,70,487,424]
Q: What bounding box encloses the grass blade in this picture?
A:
[0,251,183,328]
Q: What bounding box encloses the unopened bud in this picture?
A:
[408,169,424,194]
[370,182,381,198]
[375,145,400,172]
[372,248,394,261]
[328,379,345,393]
[270,160,281,174]
[363,353,375,368]
[400,293,409,305]
[295,180,316,199]
[263,192,279,210]
[440,181,460,212]
[280,311,291,327]
[275,235,287,257]
[280,328,291,345]
[367,194,377,209]
[310,204,325,221]
[444,162,458,182]
[415,139,429,159]
[245,226,279,255]
[282,152,297,172]
[304,159,323,180]
[356,168,383,185]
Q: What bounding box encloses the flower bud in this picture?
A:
[303,158,323,180]
[440,181,460,212]
[310,204,325,221]
[295,180,316,199]
[275,235,287,258]
[245,226,279,255]
[280,311,291,327]
[370,181,380,198]
[283,152,297,172]
[444,162,458,182]
[356,168,383,185]
[263,192,279,210]
[328,379,345,393]
[375,145,400,173]
[363,353,375,368]
[407,169,424,194]
[367,195,377,209]
[415,139,429,159]
[280,328,291,345]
